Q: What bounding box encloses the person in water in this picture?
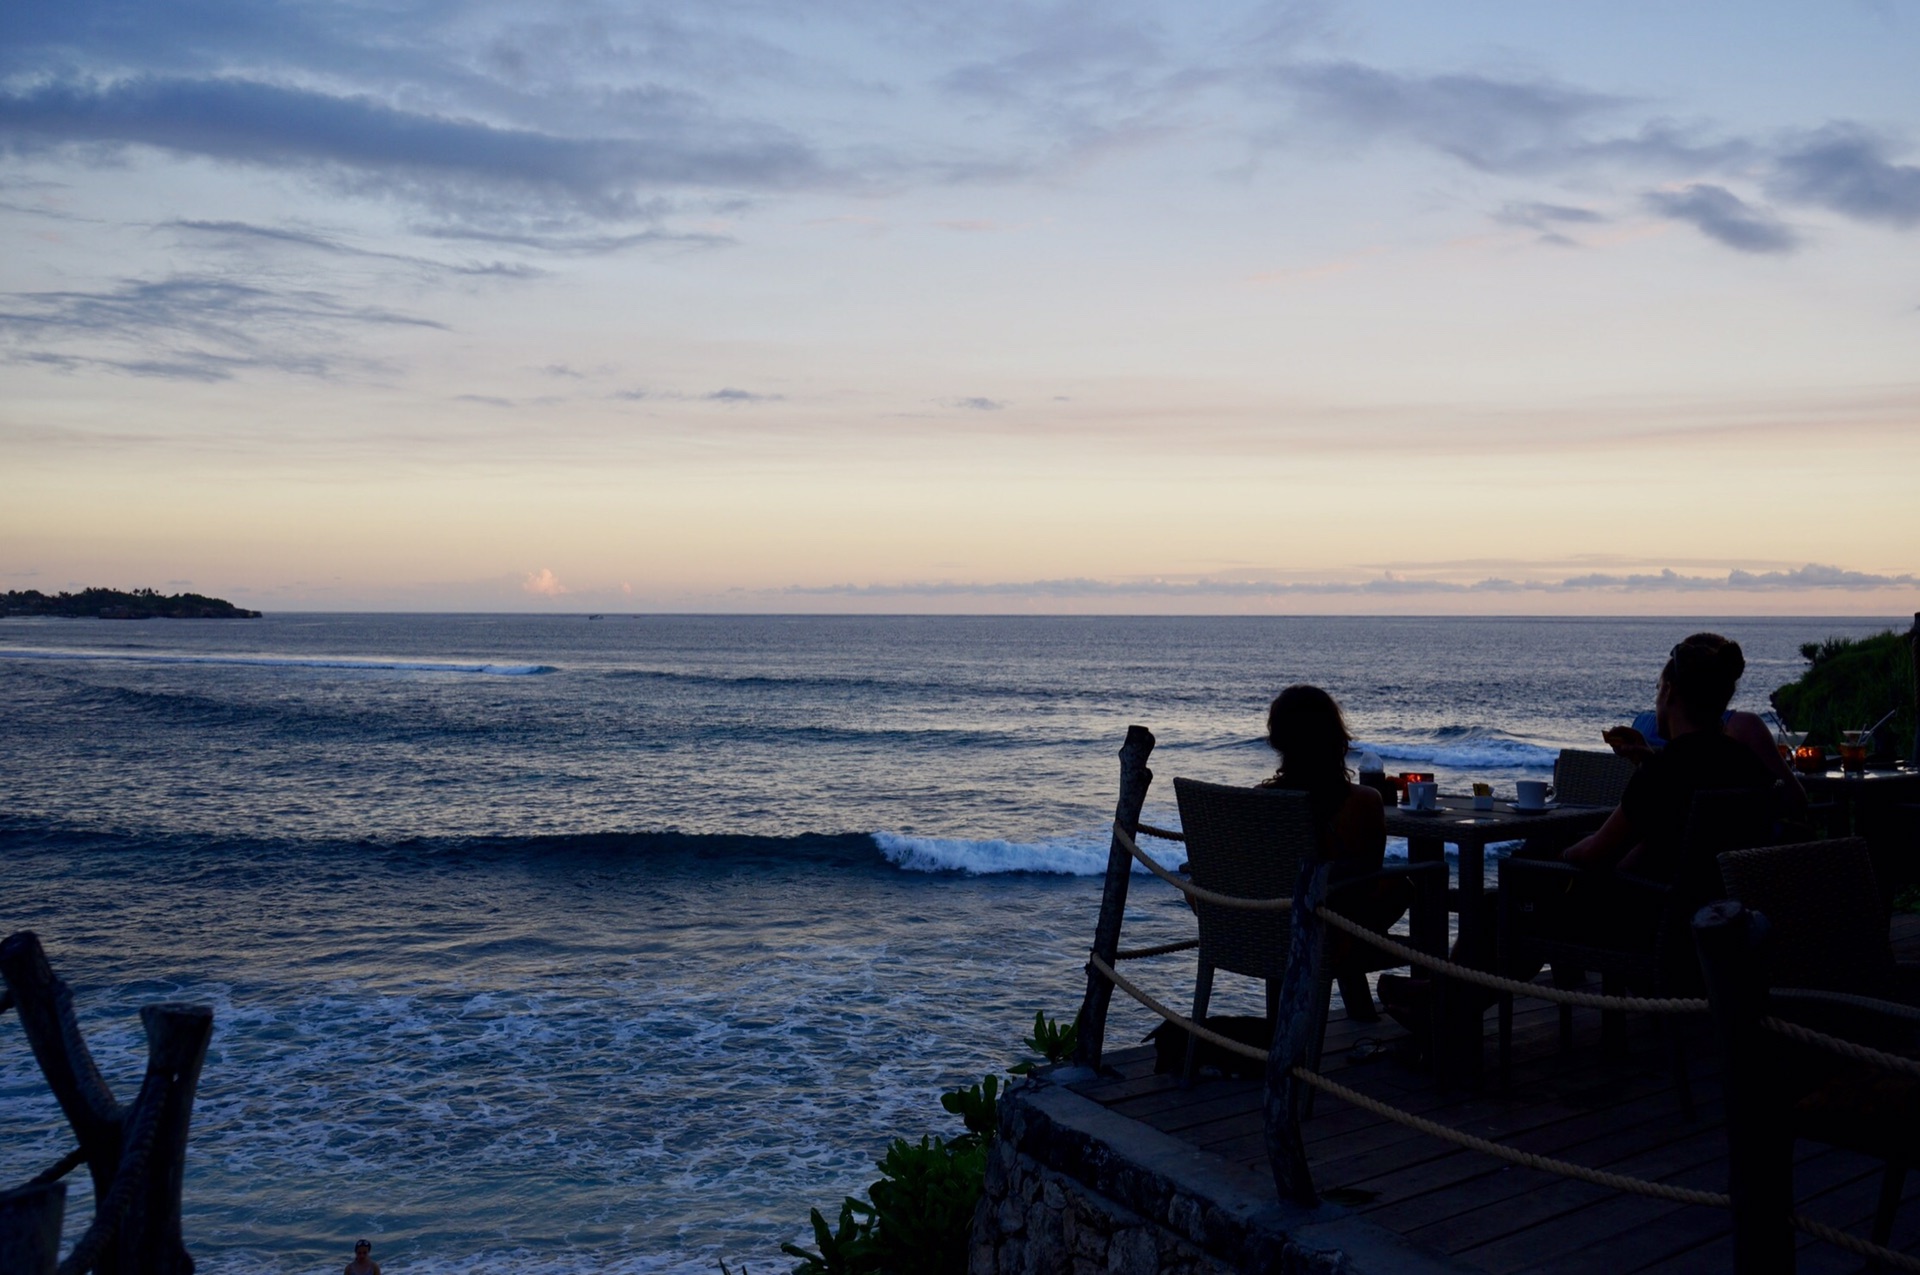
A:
[346,1239,382,1275]
[1257,684,1410,1021]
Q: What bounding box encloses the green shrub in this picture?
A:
[1772,629,1915,758]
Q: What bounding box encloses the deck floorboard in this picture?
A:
[1064,914,1920,1272]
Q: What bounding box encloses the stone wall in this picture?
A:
[970,1135,1240,1275]
[970,1073,1474,1275]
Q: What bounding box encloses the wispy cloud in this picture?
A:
[0,274,445,380]
[704,387,781,403]
[0,75,820,225]
[1768,125,1920,229]
[1643,184,1798,253]
[787,562,1917,599]
[948,396,1005,411]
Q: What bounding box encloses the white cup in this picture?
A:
[1407,781,1438,811]
[1515,780,1551,810]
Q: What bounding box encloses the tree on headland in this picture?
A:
[1,587,261,618]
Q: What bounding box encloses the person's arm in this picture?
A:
[1726,710,1808,813]
[1562,805,1636,869]
[1331,784,1387,871]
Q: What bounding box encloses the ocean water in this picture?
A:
[0,614,1896,1272]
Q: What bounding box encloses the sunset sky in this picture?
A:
[4,0,1918,613]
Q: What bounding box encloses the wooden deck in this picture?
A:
[1068,917,1920,1273]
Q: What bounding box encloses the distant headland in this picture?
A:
[1,588,261,619]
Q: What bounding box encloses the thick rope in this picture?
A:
[1760,1016,1920,1080]
[1290,1067,1730,1208]
[1115,939,1200,961]
[1135,822,1186,842]
[1087,954,1270,1062]
[1771,986,1920,1023]
[29,1145,88,1186]
[1311,904,1708,1014]
[1790,1213,1920,1273]
[1113,822,1292,911]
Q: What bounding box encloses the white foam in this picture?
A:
[872,830,1138,876]
[0,648,555,675]
[1355,737,1556,770]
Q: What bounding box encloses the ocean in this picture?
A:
[0,614,1895,1272]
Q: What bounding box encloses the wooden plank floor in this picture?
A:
[1069,916,1920,1273]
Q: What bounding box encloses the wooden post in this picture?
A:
[0,1180,65,1275]
[0,932,125,1213]
[1,933,213,1275]
[1909,612,1918,765]
[1692,901,1795,1275]
[1073,725,1157,1071]
[112,1003,214,1274]
[1266,860,1332,1206]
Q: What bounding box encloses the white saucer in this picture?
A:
[1399,805,1446,817]
[1506,801,1558,814]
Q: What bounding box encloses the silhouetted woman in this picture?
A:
[1258,684,1409,1020]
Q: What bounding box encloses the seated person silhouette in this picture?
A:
[1257,685,1410,1021]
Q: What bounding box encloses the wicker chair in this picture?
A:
[1497,786,1774,1110]
[1713,838,1920,1256]
[1553,748,1636,808]
[1172,778,1441,1081]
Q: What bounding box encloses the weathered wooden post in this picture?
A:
[1073,725,1156,1071]
[1266,860,1332,1207]
[1692,901,1795,1274]
[0,1180,66,1275]
[0,932,213,1275]
[1908,612,1918,765]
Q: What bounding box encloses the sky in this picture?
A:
[3,0,1918,614]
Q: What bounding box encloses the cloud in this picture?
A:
[165,218,544,278]
[522,567,568,597]
[786,562,1916,599]
[949,396,1005,411]
[704,387,780,403]
[1494,201,1606,230]
[0,76,820,222]
[0,274,445,380]
[1768,125,1920,229]
[1643,184,1798,253]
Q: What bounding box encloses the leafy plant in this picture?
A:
[1774,629,1914,758]
[781,1198,879,1275]
[939,1072,1000,1148]
[1008,1009,1079,1074]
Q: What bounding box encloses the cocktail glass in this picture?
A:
[1840,731,1870,771]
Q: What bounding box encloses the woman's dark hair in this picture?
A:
[1265,685,1354,835]
[1661,634,1745,726]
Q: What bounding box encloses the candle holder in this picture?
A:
[1792,745,1828,775]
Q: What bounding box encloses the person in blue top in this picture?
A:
[1600,631,1806,826]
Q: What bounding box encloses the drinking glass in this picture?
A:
[1840,731,1870,771]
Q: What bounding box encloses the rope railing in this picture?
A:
[1113,938,1200,962]
[1112,822,1292,911]
[1759,1015,1920,1080]
[1135,822,1185,842]
[1086,954,1269,1063]
[29,1145,87,1187]
[1770,986,1920,1023]
[1288,1066,1730,1207]
[1310,902,1708,1014]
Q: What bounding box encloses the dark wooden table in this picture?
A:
[1383,795,1611,1086]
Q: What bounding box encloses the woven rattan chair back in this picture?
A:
[1553,749,1636,808]
[1717,837,1894,994]
[1173,778,1316,982]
